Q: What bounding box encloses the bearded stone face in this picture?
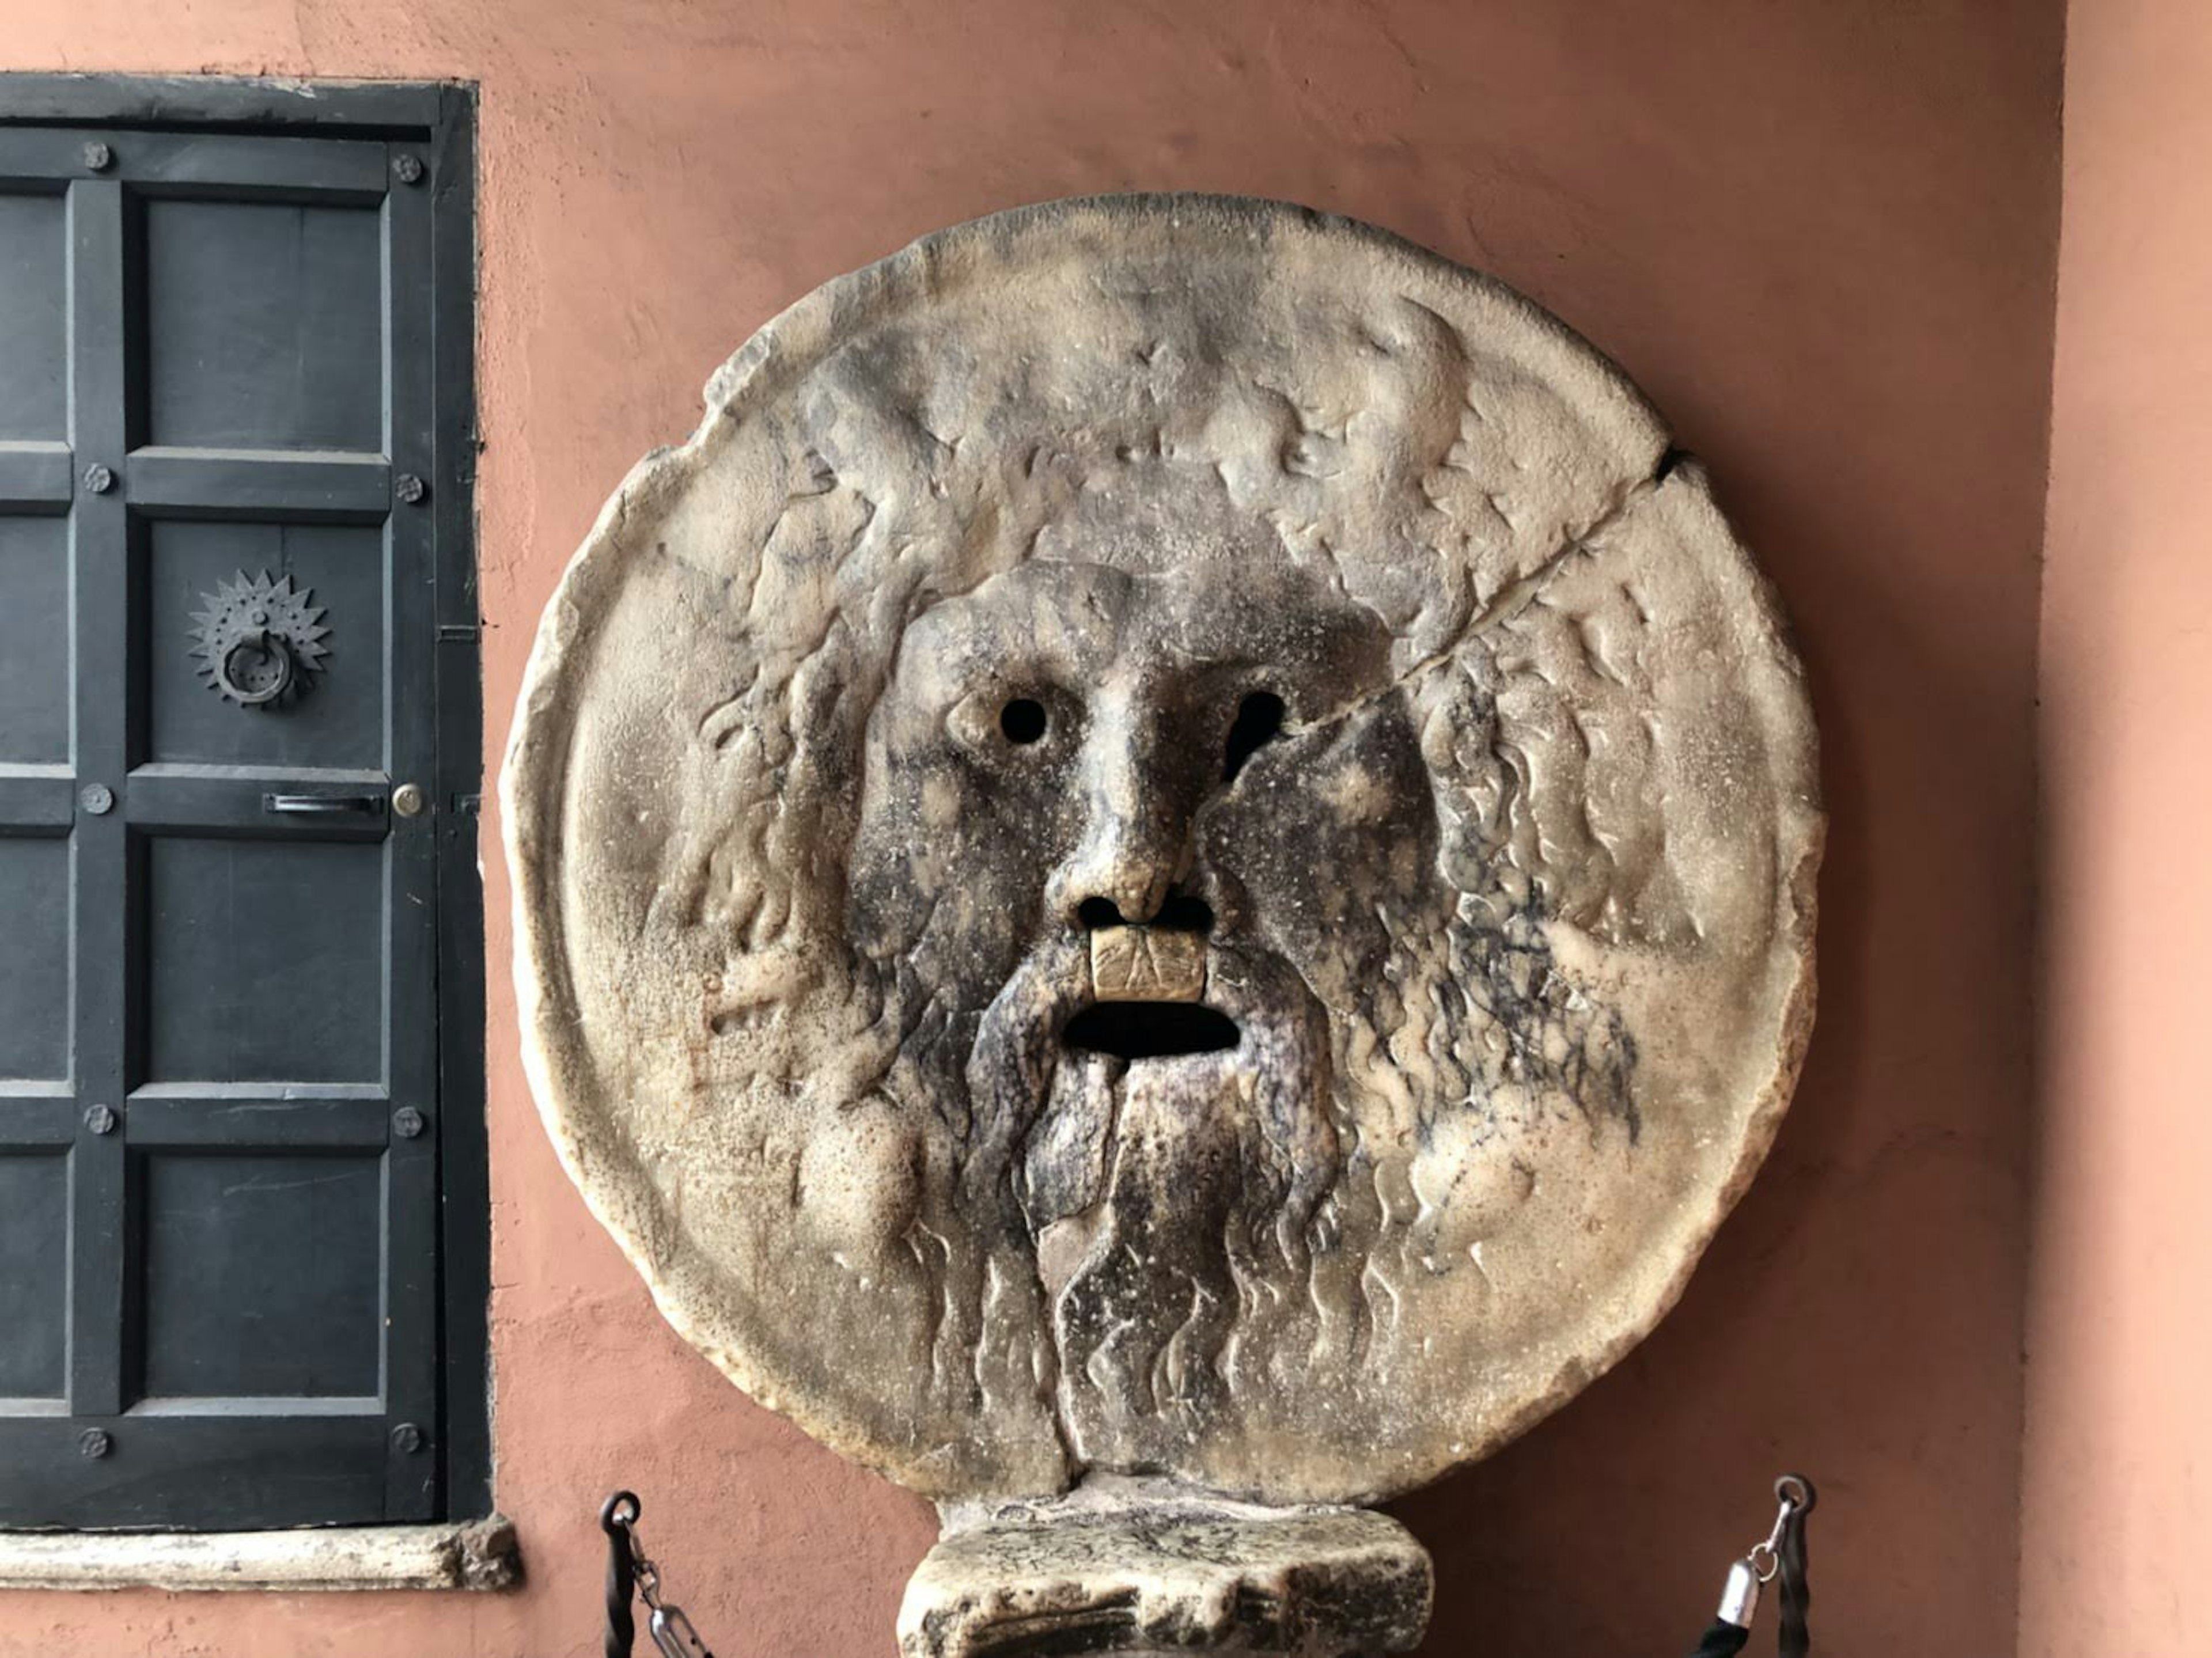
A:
[849,474,1444,1463]
[849,474,1415,1046]
[505,195,1821,1508]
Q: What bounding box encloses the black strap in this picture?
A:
[601,1490,641,1658]
[1774,1474,1816,1658]
[1686,1619,1751,1657]
[1687,1473,1817,1658]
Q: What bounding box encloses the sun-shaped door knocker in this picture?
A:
[190,570,330,709]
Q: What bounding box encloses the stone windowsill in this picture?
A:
[0,1515,520,1592]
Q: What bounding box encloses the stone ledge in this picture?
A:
[902,1489,1430,1657]
[0,1515,520,1592]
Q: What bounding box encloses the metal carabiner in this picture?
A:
[648,1602,718,1658]
[1717,1473,1814,1629]
[1749,1473,1811,1577]
[600,1489,720,1658]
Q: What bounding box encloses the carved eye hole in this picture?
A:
[1000,697,1048,745]
[1222,690,1285,783]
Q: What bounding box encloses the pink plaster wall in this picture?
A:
[0,4,2063,1653]
[2020,2,2212,1651]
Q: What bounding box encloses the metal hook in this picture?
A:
[603,1490,643,1658]
[1746,1472,1818,1581]
[601,1489,642,1535]
[1774,1472,1817,1515]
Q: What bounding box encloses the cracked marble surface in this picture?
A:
[503,194,1822,1513]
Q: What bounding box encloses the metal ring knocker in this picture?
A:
[191,570,329,710]
[217,628,296,706]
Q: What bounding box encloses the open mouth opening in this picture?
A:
[1063,1001,1242,1060]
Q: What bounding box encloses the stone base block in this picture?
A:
[899,1486,1432,1658]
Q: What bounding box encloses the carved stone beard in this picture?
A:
[1306,884,1642,1363]
[821,461,1661,1492]
[969,938,1339,1470]
[856,866,1633,1478]
[847,930,1336,1458]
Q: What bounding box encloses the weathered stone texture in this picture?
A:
[503,195,1821,1512]
[0,1517,521,1593]
[902,1486,1430,1658]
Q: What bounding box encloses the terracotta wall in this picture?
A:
[0,3,2064,1653]
[2019,2,2212,1651]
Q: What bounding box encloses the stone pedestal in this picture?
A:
[900,1484,1431,1658]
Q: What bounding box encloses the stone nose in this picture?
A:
[1050,799,1190,929]
[1048,698,1205,930]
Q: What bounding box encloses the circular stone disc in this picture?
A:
[503,195,1821,1507]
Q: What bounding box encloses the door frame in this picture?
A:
[0,73,489,1522]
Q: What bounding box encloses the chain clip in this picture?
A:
[1714,1471,1816,1633]
[600,1490,719,1658]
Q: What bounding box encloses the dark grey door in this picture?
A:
[0,119,452,1527]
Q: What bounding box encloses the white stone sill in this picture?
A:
[0,1515,519,1592]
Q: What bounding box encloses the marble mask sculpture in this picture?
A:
[505,195,1821,1655]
